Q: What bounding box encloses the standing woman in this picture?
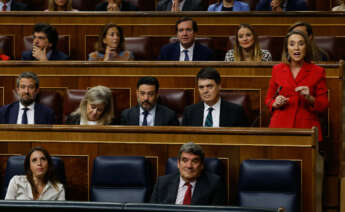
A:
[265,30,328,141]
[225,24,272,62]
[45,0,78,11]
[88,24,134,61]
[5,146,65,200]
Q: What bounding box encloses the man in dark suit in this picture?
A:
[121,76,179,126]
[95,0,138,11]
[21,23,69,61]
[183,67,248,127]
[156,0,205,11]
[150,142,226,205]
[0,0,28,11]
[158,17,214,61]
[0,72,56,124]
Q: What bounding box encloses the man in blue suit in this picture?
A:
[22,24,69,61]
[0,72,56,124]
[158,17,214,61]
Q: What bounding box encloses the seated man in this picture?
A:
[95,0,138,11]
[121,76,179,126]
[22,23,69,61]
[150,142,226,205]
[156,0,205,11]
[158,17,214,61]
[0,72,56,124]
[0,0,28,11]
[256,0,308,11]
[183,67,248,127]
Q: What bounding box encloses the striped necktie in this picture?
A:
[205,107,213,127]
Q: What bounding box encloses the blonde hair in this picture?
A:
[233,24,262,62]
[48,0,73,11]
[72,86,114,125]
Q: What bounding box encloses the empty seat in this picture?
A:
[0,35,13,59]
[158,89,194,123]
[238,160,301,212]
[2,155,66,199]
[91,156,151,203]
[125,37,152,60]
[165,157,224,179]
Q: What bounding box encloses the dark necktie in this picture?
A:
[22,107,28,124]
[183,183,192,205]
[183,49,189,61]
[205,107,213,127]
[142,111,149,126]
[2,4,7,11]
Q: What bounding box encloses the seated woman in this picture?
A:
[88,24,134,61]
[332,0,345,11]
[65,85,117,125]
[45,0,78,11]
[5,146,65,200]
[208,0,250,11]
[225,24,272,62]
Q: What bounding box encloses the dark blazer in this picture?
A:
[182,99,248,127]
[256,0,308,11]
[158,42,214,61]
[150,172,226,205]
[10,0,28,11]
[65,114,120,125]
[95,1,138,11]
[0,101,56,124]
[21,50,69,61]
[121,104,179,126]
[156,0,205,11]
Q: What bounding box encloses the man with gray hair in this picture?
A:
[150,142,226,205]
[0,72,56,124]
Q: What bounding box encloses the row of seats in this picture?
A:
[15,0,259,11]
[2,35,344,61]
[1,155,300,212]
[9,88,253,124]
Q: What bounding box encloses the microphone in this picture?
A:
[273,86,283,99]
[250,85,283,127]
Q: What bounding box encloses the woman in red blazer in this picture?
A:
[265,30,328,141]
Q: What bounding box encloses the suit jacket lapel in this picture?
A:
[192,42,199,61]
[34,103,40,124]
[154,104,162,126]
[219,99,227,126]
[196,102,204,126]
[281,63,296,87]
[9,102,19,124]
[174,43,181,61]
[167,174,180,204]
[133,105,140,125]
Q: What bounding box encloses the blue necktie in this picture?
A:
[205,107,213,127]
[142,111,149,126]
[183,49,190,61]
[22,107,28,124]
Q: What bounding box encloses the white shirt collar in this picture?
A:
[19,101,35,110]
[178,176,196,188]
[203,97,221,110]
[180,42,195,53]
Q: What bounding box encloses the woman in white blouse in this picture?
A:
[5,146,65,200]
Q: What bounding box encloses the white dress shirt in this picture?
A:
[139,106,156,126]
[5,175,65,200]
[203,98,221,127]
[0,0,12,11]
[171,0,186,11]
[179,43,194,61]
[17,102,35,124]
[175,176,196,204]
